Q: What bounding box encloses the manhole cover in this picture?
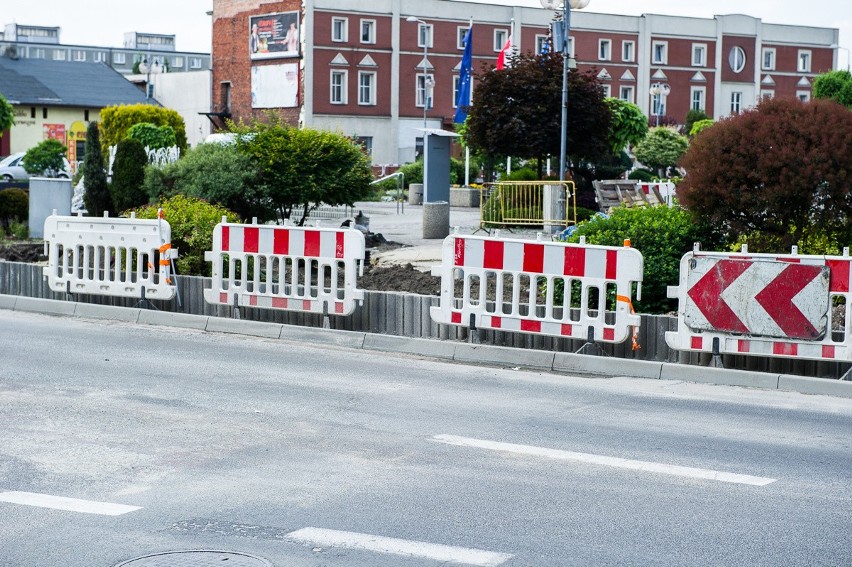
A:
[114,550,273,566]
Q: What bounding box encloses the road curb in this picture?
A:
[2,292,851,398]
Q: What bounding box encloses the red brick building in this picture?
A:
[210,0,840,165]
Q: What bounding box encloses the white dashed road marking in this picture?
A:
[0,491,142,515]
[433,434,778,486]
[286,527,513,566]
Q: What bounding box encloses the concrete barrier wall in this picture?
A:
[1,260,848,379]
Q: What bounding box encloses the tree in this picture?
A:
[142,142,265,221]
[235,122,373,224]
[678,97,852,251]
[127,122,177,150]
[683,108,709,137]
[0,93,13,136]
[812,70,852,109]
[22,139,67,177]
[604,98,648,154]
[689,119,714,137]
[633,127,688,176]
[82,121,113,216]
[99,103,187,155]
[110,138,149,212]
[464,53,612,178]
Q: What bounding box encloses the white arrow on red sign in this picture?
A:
[685,258,829,340]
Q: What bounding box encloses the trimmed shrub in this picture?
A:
[110,138,149,212]
[22,139,67,176]
[127,122,177,150]
[505,168,537,181]
[99,103,187,155]
[130,195,240,276]
[628,168,656,182]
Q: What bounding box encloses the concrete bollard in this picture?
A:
[422,201,450,239]
[408,183,424,205]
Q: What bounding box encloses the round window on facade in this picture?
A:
[728,46,746,73]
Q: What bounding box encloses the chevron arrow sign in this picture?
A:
[684,257,830,340]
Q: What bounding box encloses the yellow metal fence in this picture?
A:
[479,181,577,231]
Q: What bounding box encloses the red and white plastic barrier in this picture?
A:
[42,212,176,300]
[203,219,365,316]
[430,232,643,344]
[636,181,676,206]
[665,244,852,361]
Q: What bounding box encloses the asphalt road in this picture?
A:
[1,310,851,566]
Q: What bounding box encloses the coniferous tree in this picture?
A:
[82,121,113,216]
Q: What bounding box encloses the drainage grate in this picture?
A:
[114,550,273,566]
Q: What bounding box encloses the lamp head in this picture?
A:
[541,0,590,8]
[406,16,420,23]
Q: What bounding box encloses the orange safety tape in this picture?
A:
[616,294,641,351]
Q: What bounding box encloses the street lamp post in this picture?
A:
[138,55,162,102]
[649,82,670,127]
[406,16,431,130]
[540,0,590,185]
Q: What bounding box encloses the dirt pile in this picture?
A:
[0,242,45,263]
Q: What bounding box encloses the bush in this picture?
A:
[683,109,709,137]
[99,103,187,155]
[130,195,240,276]
[111,138,149,212]
[628,168,656,182]
[0,188,28,233]
[505,168,537,181]
[127,122,177,150]
[143,142,264,221]
[9,220,28,240]
[633,127,689,175]
[562,205,723,314]
[689,119,714,137]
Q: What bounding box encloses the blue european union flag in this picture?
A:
[454,26,473,124]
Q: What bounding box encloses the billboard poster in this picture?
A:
[250,12,300,60]
[251,63,299,108]
[43,123,66,142]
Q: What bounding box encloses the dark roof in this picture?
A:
[0,55,153,108]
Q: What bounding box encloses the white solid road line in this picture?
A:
[0,491,142,516]
[286,527,513,567]
[433,434,778,487]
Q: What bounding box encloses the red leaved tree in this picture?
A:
[678,97,852,252]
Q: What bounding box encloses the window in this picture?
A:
[622,40,635,62]
[458,27,468,50]
[43,108,48,119]
[651,93,665,117]
[172,56,184,68]
[418,23,433,49]
[332,17,348,42]
[93,51,107,63]
[114,52,126,64]
[728,46,746,73]
[652,41,667,64]
[797,90,811,102]
[730,91,743,114]
[690,87,706,111]
[598,39,611,61]
[53,49,66,61]
[601,84,611,97]
[453,75,460,108]
[762,48,776,71]
[72,50,86,62]
[360,19,375,44]
[221,82,232,112]
[760,89,775,100]
[356,136,373,156]
[619,86,635,103]
[798,50,811,72]
[190,57,202,69]
[535,34,549,55]
[494,29,508,52]
[330,70,348,104]
[692,44,706,67]
[416,73,434,108]
[358,71,376,105]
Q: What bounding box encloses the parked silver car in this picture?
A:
[0,152,72,181]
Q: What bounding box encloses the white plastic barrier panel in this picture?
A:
[430,233,644,344]
[665,245,852,361]
[42,212,176,300]
[203,220,365,315]
[636,181,676,206]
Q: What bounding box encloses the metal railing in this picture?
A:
[479,181,576,232]
[371,171,405,213]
